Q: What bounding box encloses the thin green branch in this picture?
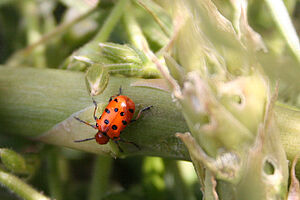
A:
[264,0,300,63]
[122,3,160,74]
[164,160,194,200]
[88,156,112,200]
[93,0,130,43]
[137,0,170,37]
[122,3,149,51]
[21,6,98,56]
[22,1,46,67]
[47,148,63,200]
[0,169,50,200]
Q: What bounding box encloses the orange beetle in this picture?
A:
[74,87,152,152]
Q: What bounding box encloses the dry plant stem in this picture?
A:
[287,154,300,199]
[0,67,299,174]
[0,169,50,200]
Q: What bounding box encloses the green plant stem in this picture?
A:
[122,5,161,76]
[123,3,149,51]
[0,67,299,175]
[0,169,50,200]
[21,6,98,56]
[143,157,165,194]
[22,0,46,67]
[163,160,194,200]
[264,0,300,63]
[0,67,188,159]
[88,156,112,200]
[93,0,129,43]
[122,3,160,74]
[137,0,170,37]
[47,148,63,200]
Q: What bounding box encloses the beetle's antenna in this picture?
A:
[118,86,122,96]
[74,137,95,142]
[91,98,98,121]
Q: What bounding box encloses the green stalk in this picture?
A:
[88,156,112,200]
[122,3,160,75]
[163,160,194,200]
[123,2,150,50]
[122,2,157,63]
[143,157,166,197]
[0,67,299,175]
[264,0,300,63]
[47,148,63,200]
[6,5,99,68]
[0,67,188,159]
[61,0,130,71]
[0,169,50,200]
[22,6,98,56]
[22,0,46,67]
[93,0,129,43]
[137,0,171,37]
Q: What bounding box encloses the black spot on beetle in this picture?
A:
[114,98,118,102]
[105,108,110,113]
[112,125,118,130]
[104,119,109,124]
[129,109,134,113]
[122,120,127,125]
[114,108,118,112]
[120,112,125,116]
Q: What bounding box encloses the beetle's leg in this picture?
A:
[74,117,97,129]
[114,140,124,152]
[131,106,153,123]
[92,98,98,120]
[74,137,95,143]
[119,138,141,150]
